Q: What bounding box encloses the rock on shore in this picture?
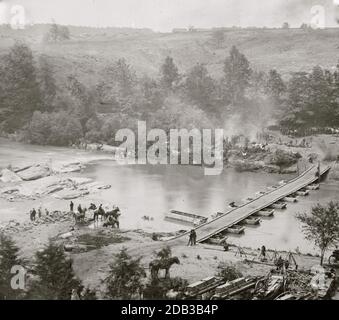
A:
[17,164,51,181]
[0,174,111,201]
[0,159,111,201]
[0,169,23,183]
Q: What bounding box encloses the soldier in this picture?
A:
[70,201,74,212]
[220,237,229,251]
[77,204,82,214]
[192,229,197,245]
[187,230,194,246]
[30,208,37,221]
[260,245,266,261]
[38,207,42,218]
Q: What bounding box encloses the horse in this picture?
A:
[92,204,106,222]
[73,208,87,224]
[103,207,121,227]
[149,257,180,280]
[103,216,119,229]
[89,203,97,211]
[104,207,120,219]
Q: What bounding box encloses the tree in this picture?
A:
[110,58,137,98]
[184,63,215,111]
[281,66,339,131]
[217,263,243,282]
[222,46,252,105]
[212,30,225,48]
[300,23,311,30]
[307,66,334,127]
[280,72,310,130]
[296,202,339,265]
[37,55,57,111]
[26,111,52,145]
[144,277,188,300]
[138,76,164,118]
[156,246,172,260]
[44,23,70,42]
[59,26,70,40]
[282,22,290,29]
[0,42,43,132]
[85,117,104,143]
[105,248,146,299]
[160,56,180,91]
[66,75,97,131]
[27,242,81,300]
[26,111,83,146]
[0,233,25,300]
[97,59,138,115]
[266,69,286,104]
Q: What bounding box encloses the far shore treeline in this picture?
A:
[0,25,339,147]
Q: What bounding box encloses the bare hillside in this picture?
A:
[1,25,339,87]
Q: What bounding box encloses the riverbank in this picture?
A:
[0,134,338,298]
[0,209,331,298]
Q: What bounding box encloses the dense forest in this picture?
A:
[1,27,339,147]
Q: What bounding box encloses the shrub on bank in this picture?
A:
[25,111,83,146]
[268,149,301,169]
[217,263,243,282]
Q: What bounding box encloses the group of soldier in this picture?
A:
[29,207,49,221]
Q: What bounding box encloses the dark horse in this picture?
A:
[103,207,121,228]
[103,216,119,228]
[90,204,105,221]
[149,257,180,280]
[105,207,120,219]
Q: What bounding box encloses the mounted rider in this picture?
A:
[77,204,83,214]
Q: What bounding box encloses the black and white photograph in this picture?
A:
[1,0,339,305]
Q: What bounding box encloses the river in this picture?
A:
[1,139,338,255]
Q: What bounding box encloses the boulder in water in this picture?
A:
[12,164,33,173]
[0,169,23,183]
[17,164,51,181]
[52,162,83,174]
[67,177,92,186]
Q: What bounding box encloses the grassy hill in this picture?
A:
[1,24,339,88]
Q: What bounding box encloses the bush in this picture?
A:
[26,111,83,146]
[143,277,188,300]
[44,24,70,42]
[217,263,243,282]
[269,149,299,169]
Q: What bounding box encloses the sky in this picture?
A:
[1,0,339,31]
